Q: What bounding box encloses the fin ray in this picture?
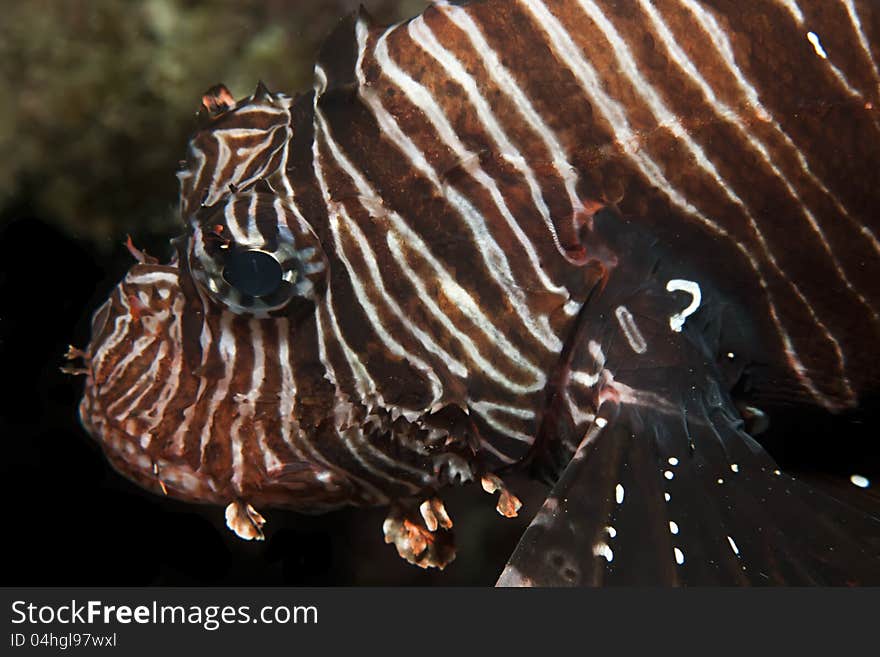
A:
[499,395,880,586]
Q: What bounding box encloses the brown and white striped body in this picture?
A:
[77,0,880,581]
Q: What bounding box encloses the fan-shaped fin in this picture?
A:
[498,398,880,586]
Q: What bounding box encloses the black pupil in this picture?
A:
[223,250,283,298]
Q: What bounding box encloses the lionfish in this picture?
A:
[69,0,880,585]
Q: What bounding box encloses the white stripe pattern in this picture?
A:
[79,0,880,525]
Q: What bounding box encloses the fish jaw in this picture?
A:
[76,261,381,514]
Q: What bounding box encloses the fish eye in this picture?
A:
[222,249,286,298]
[187,189,327,315]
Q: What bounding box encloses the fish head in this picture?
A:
[77,241,372,516]
[76,84,400,516]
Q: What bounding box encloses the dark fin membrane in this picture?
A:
[498,397,880,586]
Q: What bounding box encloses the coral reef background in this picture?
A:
[0,0,429,247]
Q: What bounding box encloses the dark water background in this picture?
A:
[1,0,878,586]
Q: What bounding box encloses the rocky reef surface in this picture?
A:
[1,0,429,247]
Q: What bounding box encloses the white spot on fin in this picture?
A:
[850,474,870,489]
[593,542,614,562]
[727,535,740,556]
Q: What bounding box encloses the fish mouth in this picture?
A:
[76,262,362,513]
[77,263,225,505]
[79,389,221,504]
[75,261,225,505]
[79,386,360,513]
[80,383,358,512]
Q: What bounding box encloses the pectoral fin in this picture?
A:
[498,394,880,586]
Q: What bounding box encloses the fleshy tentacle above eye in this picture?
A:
[175,82,330,317]
[177,82,295,222]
